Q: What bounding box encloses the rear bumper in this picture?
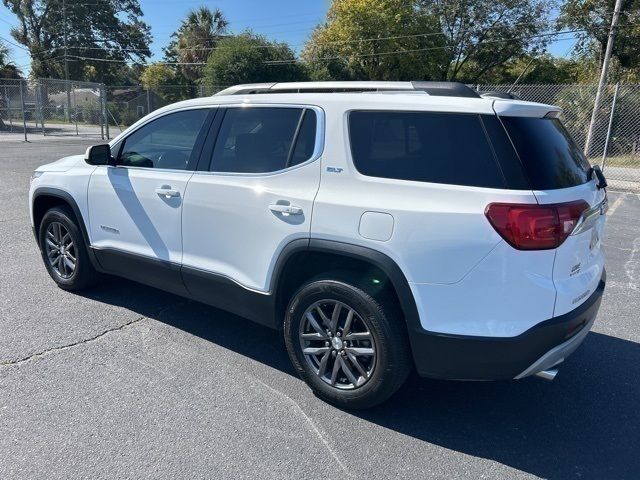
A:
[409,269,605,380]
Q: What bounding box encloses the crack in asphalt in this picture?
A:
[0,300,190,368]
[251,376,351,477]
[0,315,145,367]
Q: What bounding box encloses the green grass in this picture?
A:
[590,155,640,169]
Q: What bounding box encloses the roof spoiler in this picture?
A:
[479,91,522,100]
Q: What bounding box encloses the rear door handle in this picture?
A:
[269,204,303,215]
[155,186,180,198]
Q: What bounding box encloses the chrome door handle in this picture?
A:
[269,204,303,215]
[155,187,180,198]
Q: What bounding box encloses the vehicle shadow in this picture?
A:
[79,279,639,480]
[81,278,295,374]
[360,333,640,479]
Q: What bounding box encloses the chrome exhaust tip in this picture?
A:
[535,368,559,381]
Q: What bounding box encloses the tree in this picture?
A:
[559,0,640,75]
[424,0,552,82]
[164,6,229,83]
[0,41,21,79]
[0,41,22,130]
[202,32,307,87]
[302,0,447,81]
[479,55,584,84]
[140,63,193,102]
[302,0,552,83]
[141,63,175,99]
[3,0,151,83]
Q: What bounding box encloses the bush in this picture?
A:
[203,32,307,86]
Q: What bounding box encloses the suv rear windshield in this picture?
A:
[500,117,591,190]
[348,111,507,188]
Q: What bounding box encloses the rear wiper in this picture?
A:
[590,165,608,190]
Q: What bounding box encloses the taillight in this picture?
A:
[485,200,589,250]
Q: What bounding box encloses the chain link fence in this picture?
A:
[478,84,640,188]
[0,78,227,140]
[0,78,109,140]
[2,78,639,189]
[105,84,228,134]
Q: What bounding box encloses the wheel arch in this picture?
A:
[32,187,100,269]
[272,239,422,338]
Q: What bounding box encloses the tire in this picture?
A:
[284,278,411,409]
[38,206,101,291]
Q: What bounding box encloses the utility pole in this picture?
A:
[63,0,72,123]
[584,0,623,157]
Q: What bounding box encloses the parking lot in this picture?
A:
[1,137,638,479]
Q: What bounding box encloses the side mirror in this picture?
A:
[84,144,113,166]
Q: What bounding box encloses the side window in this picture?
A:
[348,111,506,188]
[119,109,209,170]
[210,107,317,173]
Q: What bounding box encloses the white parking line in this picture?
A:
[607,196,625,216]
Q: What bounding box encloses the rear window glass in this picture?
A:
[500,117,590,190]
[348,111,506,188]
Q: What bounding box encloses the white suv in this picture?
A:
[30,81,607,408]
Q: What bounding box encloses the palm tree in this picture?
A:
[0,43,21,79]
[175,7,229,82]
[0,42,22,131]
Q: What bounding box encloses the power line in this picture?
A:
[63,29,589,67]
[264,23,640,65]
[85,28,503,52]
[0,34,30,52]
[55,21,604,54]
[7,15,639,71]
[66,55,205,65]
[45,18,640,56]
[0,16,18,28]
[264,30,601,65]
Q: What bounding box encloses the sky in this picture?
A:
[0,0,576,76]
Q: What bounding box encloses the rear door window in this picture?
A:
[210,107,317,173]
[500,117,590,190]
[348,111,507,188]
[289,110,317,167]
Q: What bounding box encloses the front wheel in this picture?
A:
[38,206,101,291]
[284,279,411,409]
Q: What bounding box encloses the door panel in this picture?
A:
[88,166,192,263]
[181,162,320,291]
[181,105,323,293]
[87,107,213,266]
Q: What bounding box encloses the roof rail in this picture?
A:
[411,81,480,98]
[215,81,481,98]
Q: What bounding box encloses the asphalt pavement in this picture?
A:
[1,137,638,479]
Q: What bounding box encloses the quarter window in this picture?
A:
[119,109,209,170]
[348,111,507,188]
[210,107,317,173]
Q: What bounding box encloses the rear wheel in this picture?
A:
[284,278,411,409]
[39,206,100,290]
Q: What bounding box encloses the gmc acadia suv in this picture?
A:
[29,81,608,408]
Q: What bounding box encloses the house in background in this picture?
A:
[109,88,164,118]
